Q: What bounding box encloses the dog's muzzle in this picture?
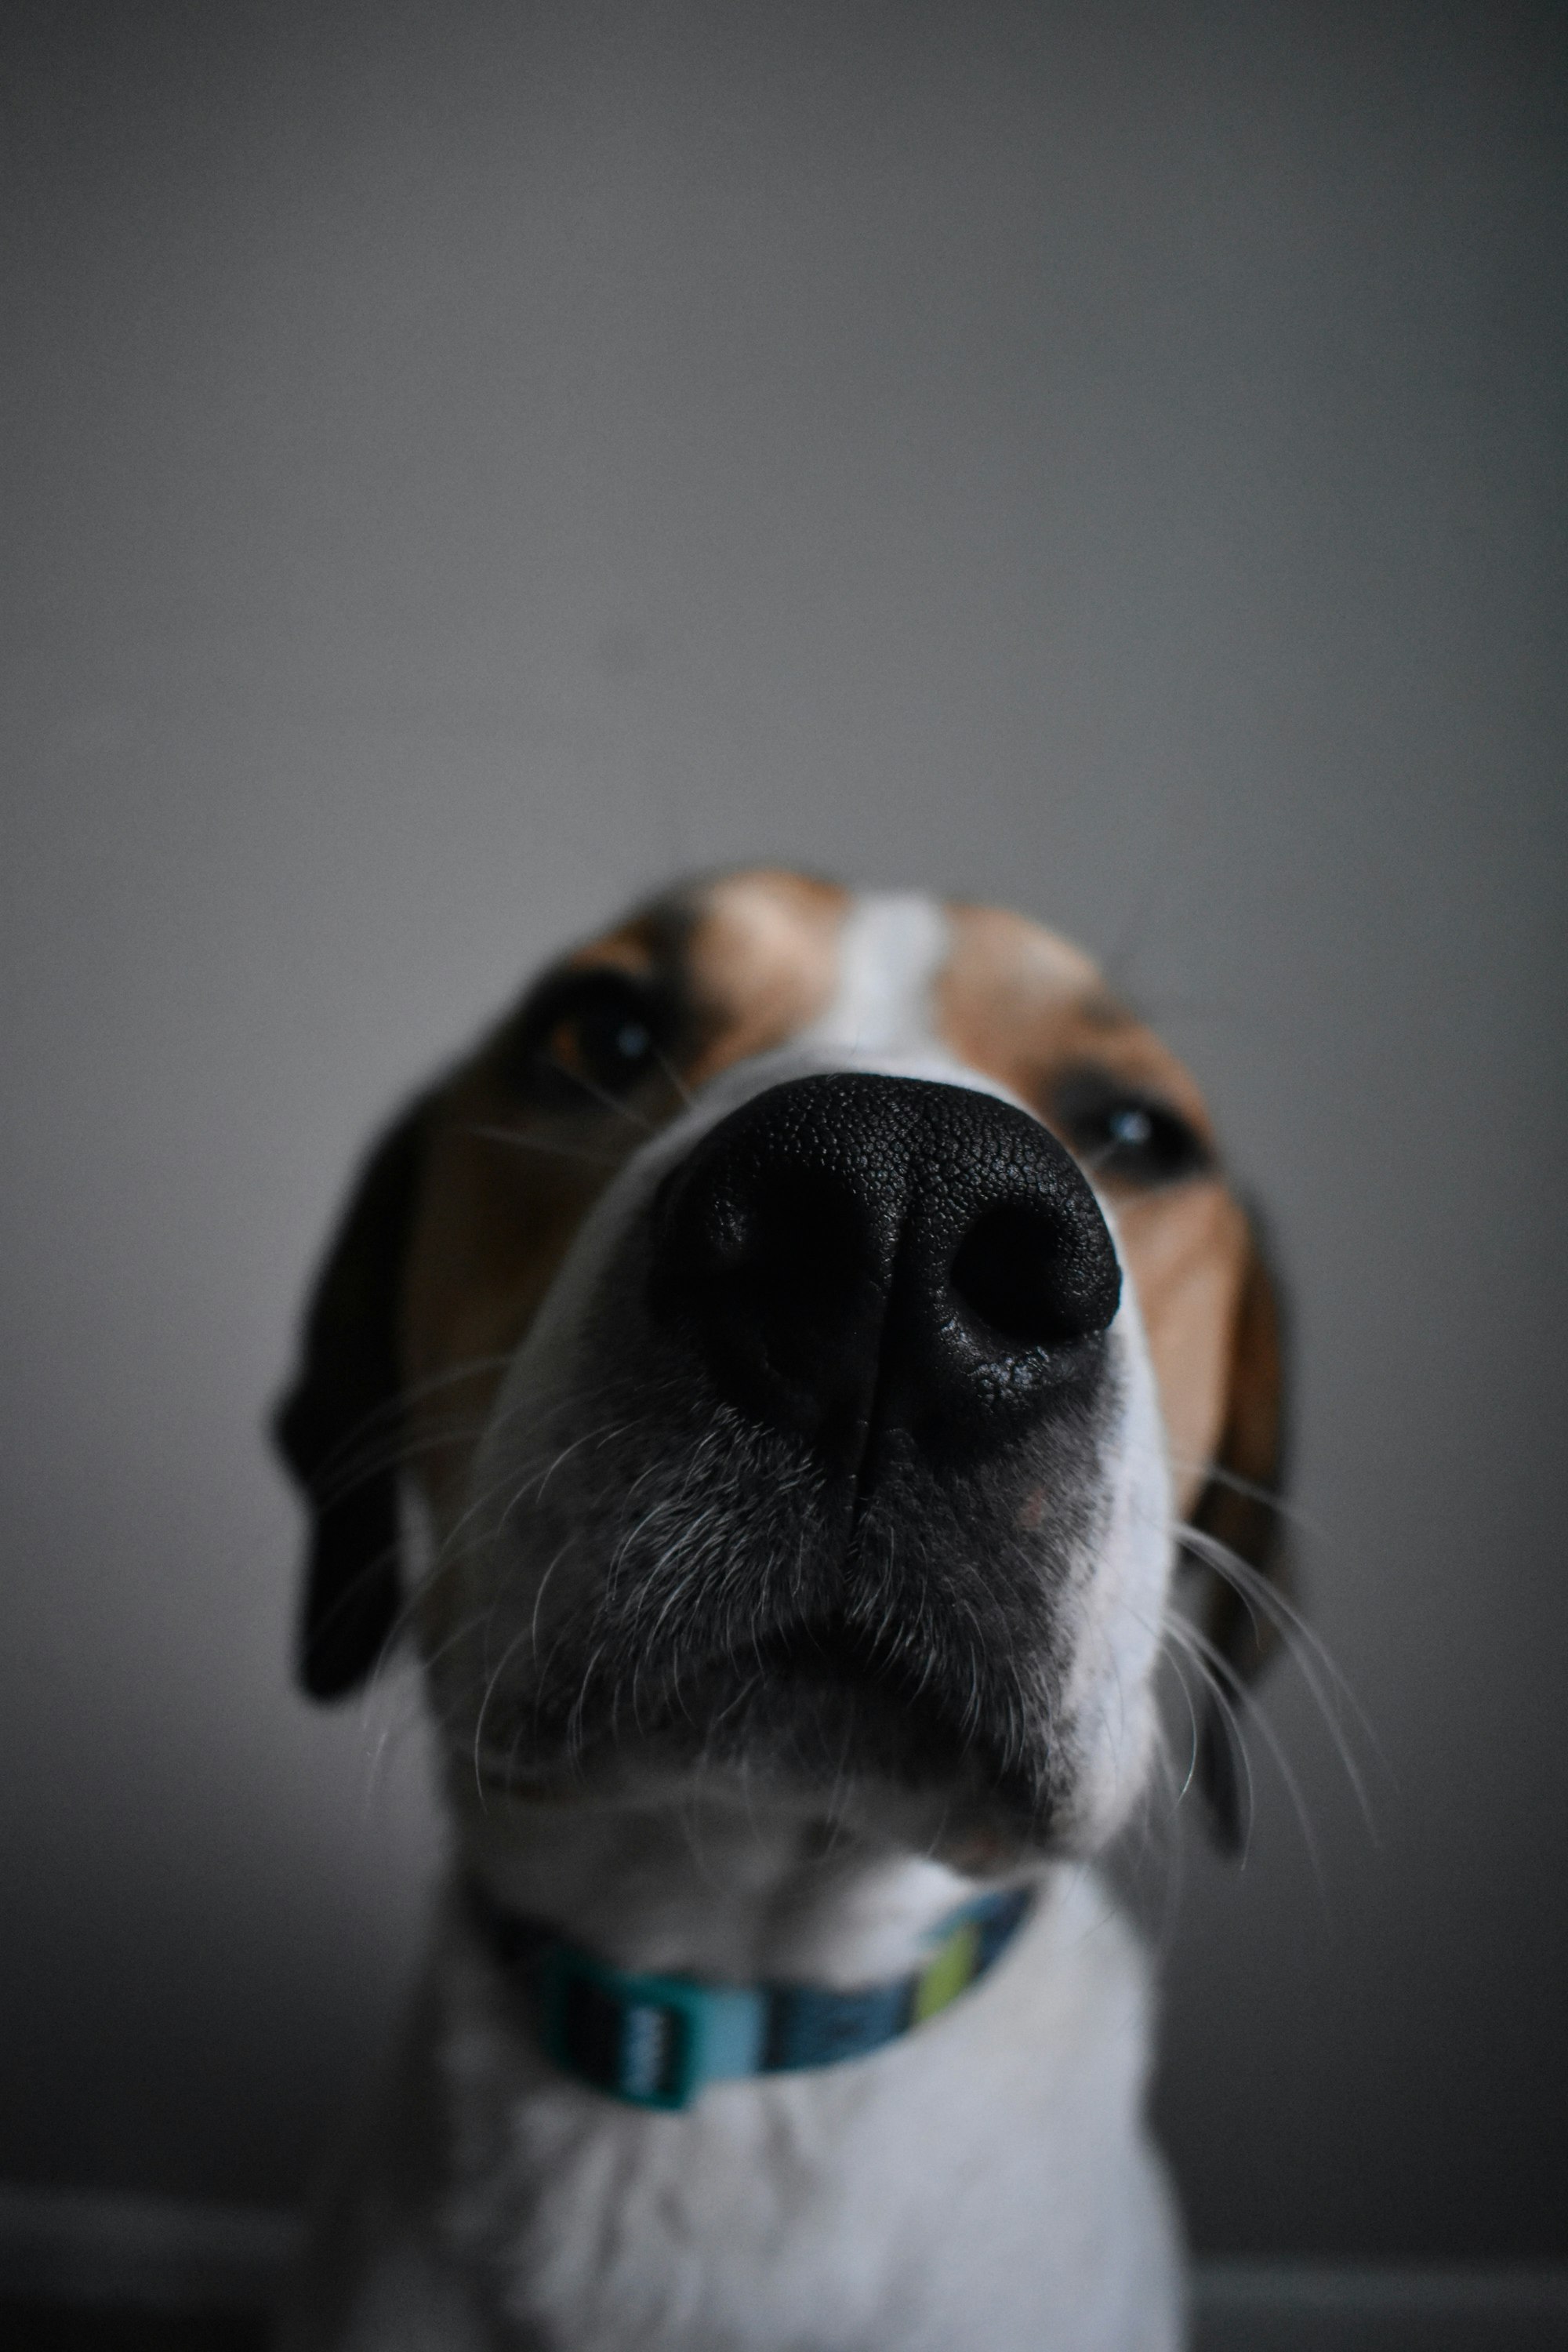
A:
[648,1073,1122,1485]
[456,1070,1141,1837]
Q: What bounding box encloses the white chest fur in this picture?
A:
[304,1866,1182,2352]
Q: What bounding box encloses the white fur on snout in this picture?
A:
[1055,1274,1174,1849]
[802,891,950,1058]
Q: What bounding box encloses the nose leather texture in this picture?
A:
[650,1074,1121,1475]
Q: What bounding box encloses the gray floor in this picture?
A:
[5,2292,1568,2352]
[4,2192,1567,2352]
[0,2311,268,2352]
[1192,2272,1568,2352]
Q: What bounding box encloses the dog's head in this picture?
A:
[276,871,1286,1864]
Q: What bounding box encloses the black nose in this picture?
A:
[648,1073,1121,1475]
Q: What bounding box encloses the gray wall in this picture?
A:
[4,0,1564,2261]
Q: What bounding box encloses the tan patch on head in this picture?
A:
[397,1068,623,1539]
[682,870,848,1084]
[1116,1185,1250,1509]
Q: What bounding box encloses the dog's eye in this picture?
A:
[1052,1076,1212,1188]
[510,971,673,1109]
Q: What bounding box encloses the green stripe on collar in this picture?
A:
[467,1882,1034,2112]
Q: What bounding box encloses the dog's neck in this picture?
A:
[452,1777,1040,1987]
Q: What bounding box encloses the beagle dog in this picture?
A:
[274,870,1287,2352]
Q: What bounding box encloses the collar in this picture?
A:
[466,1878,1034,2112]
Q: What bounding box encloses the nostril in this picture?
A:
[696,1195,756,1276]
[685,1171,866,1288]
[652,1149,888,1461]
[662,1165,877,1345]
[949,1200,1121,1349]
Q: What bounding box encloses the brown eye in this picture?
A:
[1052,1074,1212,1189]
[510,971,674,1109]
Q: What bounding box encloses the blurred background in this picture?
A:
[3,0,1565,2288]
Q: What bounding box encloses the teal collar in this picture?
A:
[467,1881,1033,2112]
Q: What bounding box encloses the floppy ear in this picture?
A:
[272,1096,430,1699]
[1185,1214,1291,1853]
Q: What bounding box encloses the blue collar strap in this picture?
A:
[467,1881,1033,2112]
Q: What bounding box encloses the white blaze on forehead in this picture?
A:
[802,891,951,1061]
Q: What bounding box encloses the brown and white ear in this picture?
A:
[1184,1214,1292,1853]
[272,1096,430,1700]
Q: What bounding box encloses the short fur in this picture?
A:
[274,872,1287,2351]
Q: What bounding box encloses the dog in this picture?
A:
[274,869,1287,2352]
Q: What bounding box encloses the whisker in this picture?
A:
[538,1056,656,1131]
[1165,1615,1326,1886]
[466,1124,626,1171]
[1167,1453,1321,1538]
[1175,1522,1389,1829]
[653,1044,696,1111]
